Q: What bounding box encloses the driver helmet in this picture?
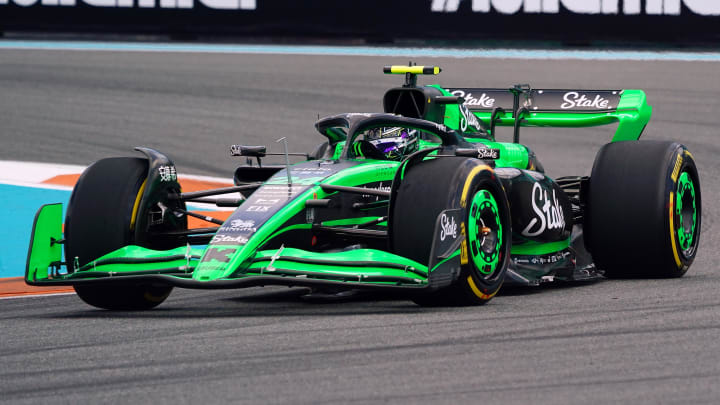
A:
[365,127,419,161]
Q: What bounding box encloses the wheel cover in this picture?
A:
[468,189,502,276]
[676,171,698,256]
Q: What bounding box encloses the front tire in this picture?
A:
[586,141,701,278]
[65,157,174,310]
[391,157,511,306]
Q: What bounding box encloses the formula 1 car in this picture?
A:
[26,65,701,310]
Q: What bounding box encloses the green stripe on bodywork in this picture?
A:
[321,217,384,227]
[251,247,426,272]
[511,238,570,256]
[245,247,428,285]
[429,249,461,272]
[265,224,313,242]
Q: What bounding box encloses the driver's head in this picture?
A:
[364,127,419,161]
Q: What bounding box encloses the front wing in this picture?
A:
[26,204,462,292]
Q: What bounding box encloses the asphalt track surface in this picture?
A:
[1,49,719,404]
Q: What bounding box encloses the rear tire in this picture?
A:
[586,141,701,278]
[391,157,511,306]
[65,157,174,310]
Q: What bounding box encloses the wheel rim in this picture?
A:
[467,189,503,277]
[676,171,698,257]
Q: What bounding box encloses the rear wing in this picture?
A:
[382,65,651,143]
[438,85,652,142]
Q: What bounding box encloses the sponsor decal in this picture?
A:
[476,148,500,159]
[458,103,484,132]
[560,92,611,109]
[266,175,325,186]
[229,144,264,156]
[246,205,271,212]
[446,88,514,111]
[513,250,570,266]
[0,0,257,10]
[449,89,496,109]
[292,167,333,174]
[671,153,683,182]
[219,219,257,232]
[225,219,256,231]
[3,0,716,16]
[521,182,565,237]
[439,213,458,241]
[253,198,280,205]
[346,113,375,118]
[430,0,720,16]
[211,234,249,244]
[361,184,391,199]
[158,165,177,182]
[251,184,306,198]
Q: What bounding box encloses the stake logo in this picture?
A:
[476,148,501,159]
[431,0,720,16]
[521,182,565,237]
[439,213,458,241]
[458,103,484,132]
[449,89,496,109]
[560,92,610,109]
[212,234,249,244]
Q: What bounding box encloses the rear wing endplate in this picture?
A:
[439,85,652,142]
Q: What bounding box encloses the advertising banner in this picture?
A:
[1,0,718,42]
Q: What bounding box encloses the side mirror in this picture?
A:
[229,144,308,168]
[230,145,267,157]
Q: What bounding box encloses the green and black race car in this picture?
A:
[26,65,701,310]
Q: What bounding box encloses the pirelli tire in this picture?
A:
[65,157,178,310]
[391,157,511,306]
[586,141,701,278]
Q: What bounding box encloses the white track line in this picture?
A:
[0,292,76,300]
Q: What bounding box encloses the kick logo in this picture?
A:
[219,219,256,233]
[431,0,720,16]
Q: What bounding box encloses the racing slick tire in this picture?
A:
[586,141,701,278]
[65,157,175,310]
[391,157,511,306]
